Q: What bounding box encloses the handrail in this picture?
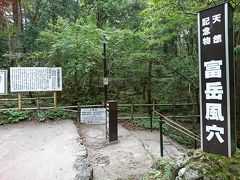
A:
[118,103,197,107]
[154,110,201,142]
[0,97,53,101]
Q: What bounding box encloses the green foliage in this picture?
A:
[1,0,240,108]
[141,118,160,129]
[37,111,47,122]
[140,118,198,148]
[235,45,240,54]
[46,109,66,120]
[37,109,69,122]
[8,110,33,123]
[157,158,175,179]
[38,19,104,103]
[0,111,11,125]
[141,158,175,179]
[163,123,197,148]
[0,109,72,125]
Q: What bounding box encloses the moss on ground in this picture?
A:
[175,149,240,179]
[136,149,240,180]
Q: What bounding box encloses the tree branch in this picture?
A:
[177,1,195,16]
[161,59,197,88]
[233,1,240,11]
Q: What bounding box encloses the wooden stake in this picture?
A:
[18,93,21,110]
[54,92,57,108]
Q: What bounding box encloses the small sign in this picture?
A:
[103,78,108,85]
[198,3,235,157]
[80,108,106,124]
[0,70,7,95]
[10,67,62,92]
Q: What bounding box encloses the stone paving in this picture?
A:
[80,124,186,180]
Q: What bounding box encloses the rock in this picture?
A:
[174,149,240,179]
[228,163,240,176]
[183,168,200,179]
[176,167,203,180]
[74,156,93,180]
[174,153,190,171]
[176,161,206,180]
[217,159,225,168]
[177,167,186,178]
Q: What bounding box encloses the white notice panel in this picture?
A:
[10,67,62,92]
[81,108,106,124]
[0,70,8,95]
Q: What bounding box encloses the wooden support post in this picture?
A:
[152,101,155,119]
[77,102,80,123]
[131,104,134,120]
[150,104,153,132]
[53,92,57,108]
[18,93,21,110]
[17,64,21,110]
[37,95,39,110]
[173,101,176,120]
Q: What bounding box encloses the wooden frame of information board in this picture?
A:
[10,67,62,92]
[0,70,8,95]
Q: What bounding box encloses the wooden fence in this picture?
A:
[0,96,199,123]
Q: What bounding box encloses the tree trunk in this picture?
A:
[12,0,22,28]
[142,79,146,101]
[96,2,105,28]
[11,0,22,52]
[147,60,153,116]
[0,3,7,29]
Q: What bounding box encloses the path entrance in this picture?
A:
[80,124,186,179]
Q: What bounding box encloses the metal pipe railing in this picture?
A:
[154,110,200,140]
[154,110,200,157]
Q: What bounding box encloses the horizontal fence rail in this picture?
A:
[0,101,199,120]
[154,110,201,142]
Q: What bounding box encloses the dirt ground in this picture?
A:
[0,120,91,180]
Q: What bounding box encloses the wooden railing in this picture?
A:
[154,110,201,157]
[0,99,199,121]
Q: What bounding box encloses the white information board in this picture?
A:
[80,108,106,124]
[0,70,8,95]
[10,67,62,92]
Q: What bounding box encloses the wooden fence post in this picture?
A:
[53,92,57,108]
[152,101,155,119]
[37,95,39,110]
[173,101,176,120]
[77,102,80,123]
[131,104,134,120]
[18,93,21,110]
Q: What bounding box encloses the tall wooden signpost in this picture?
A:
[198,2,236,157]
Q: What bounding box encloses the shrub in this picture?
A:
[46,109,66,120]
[37,111,47,122]
[8,110,33,123]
